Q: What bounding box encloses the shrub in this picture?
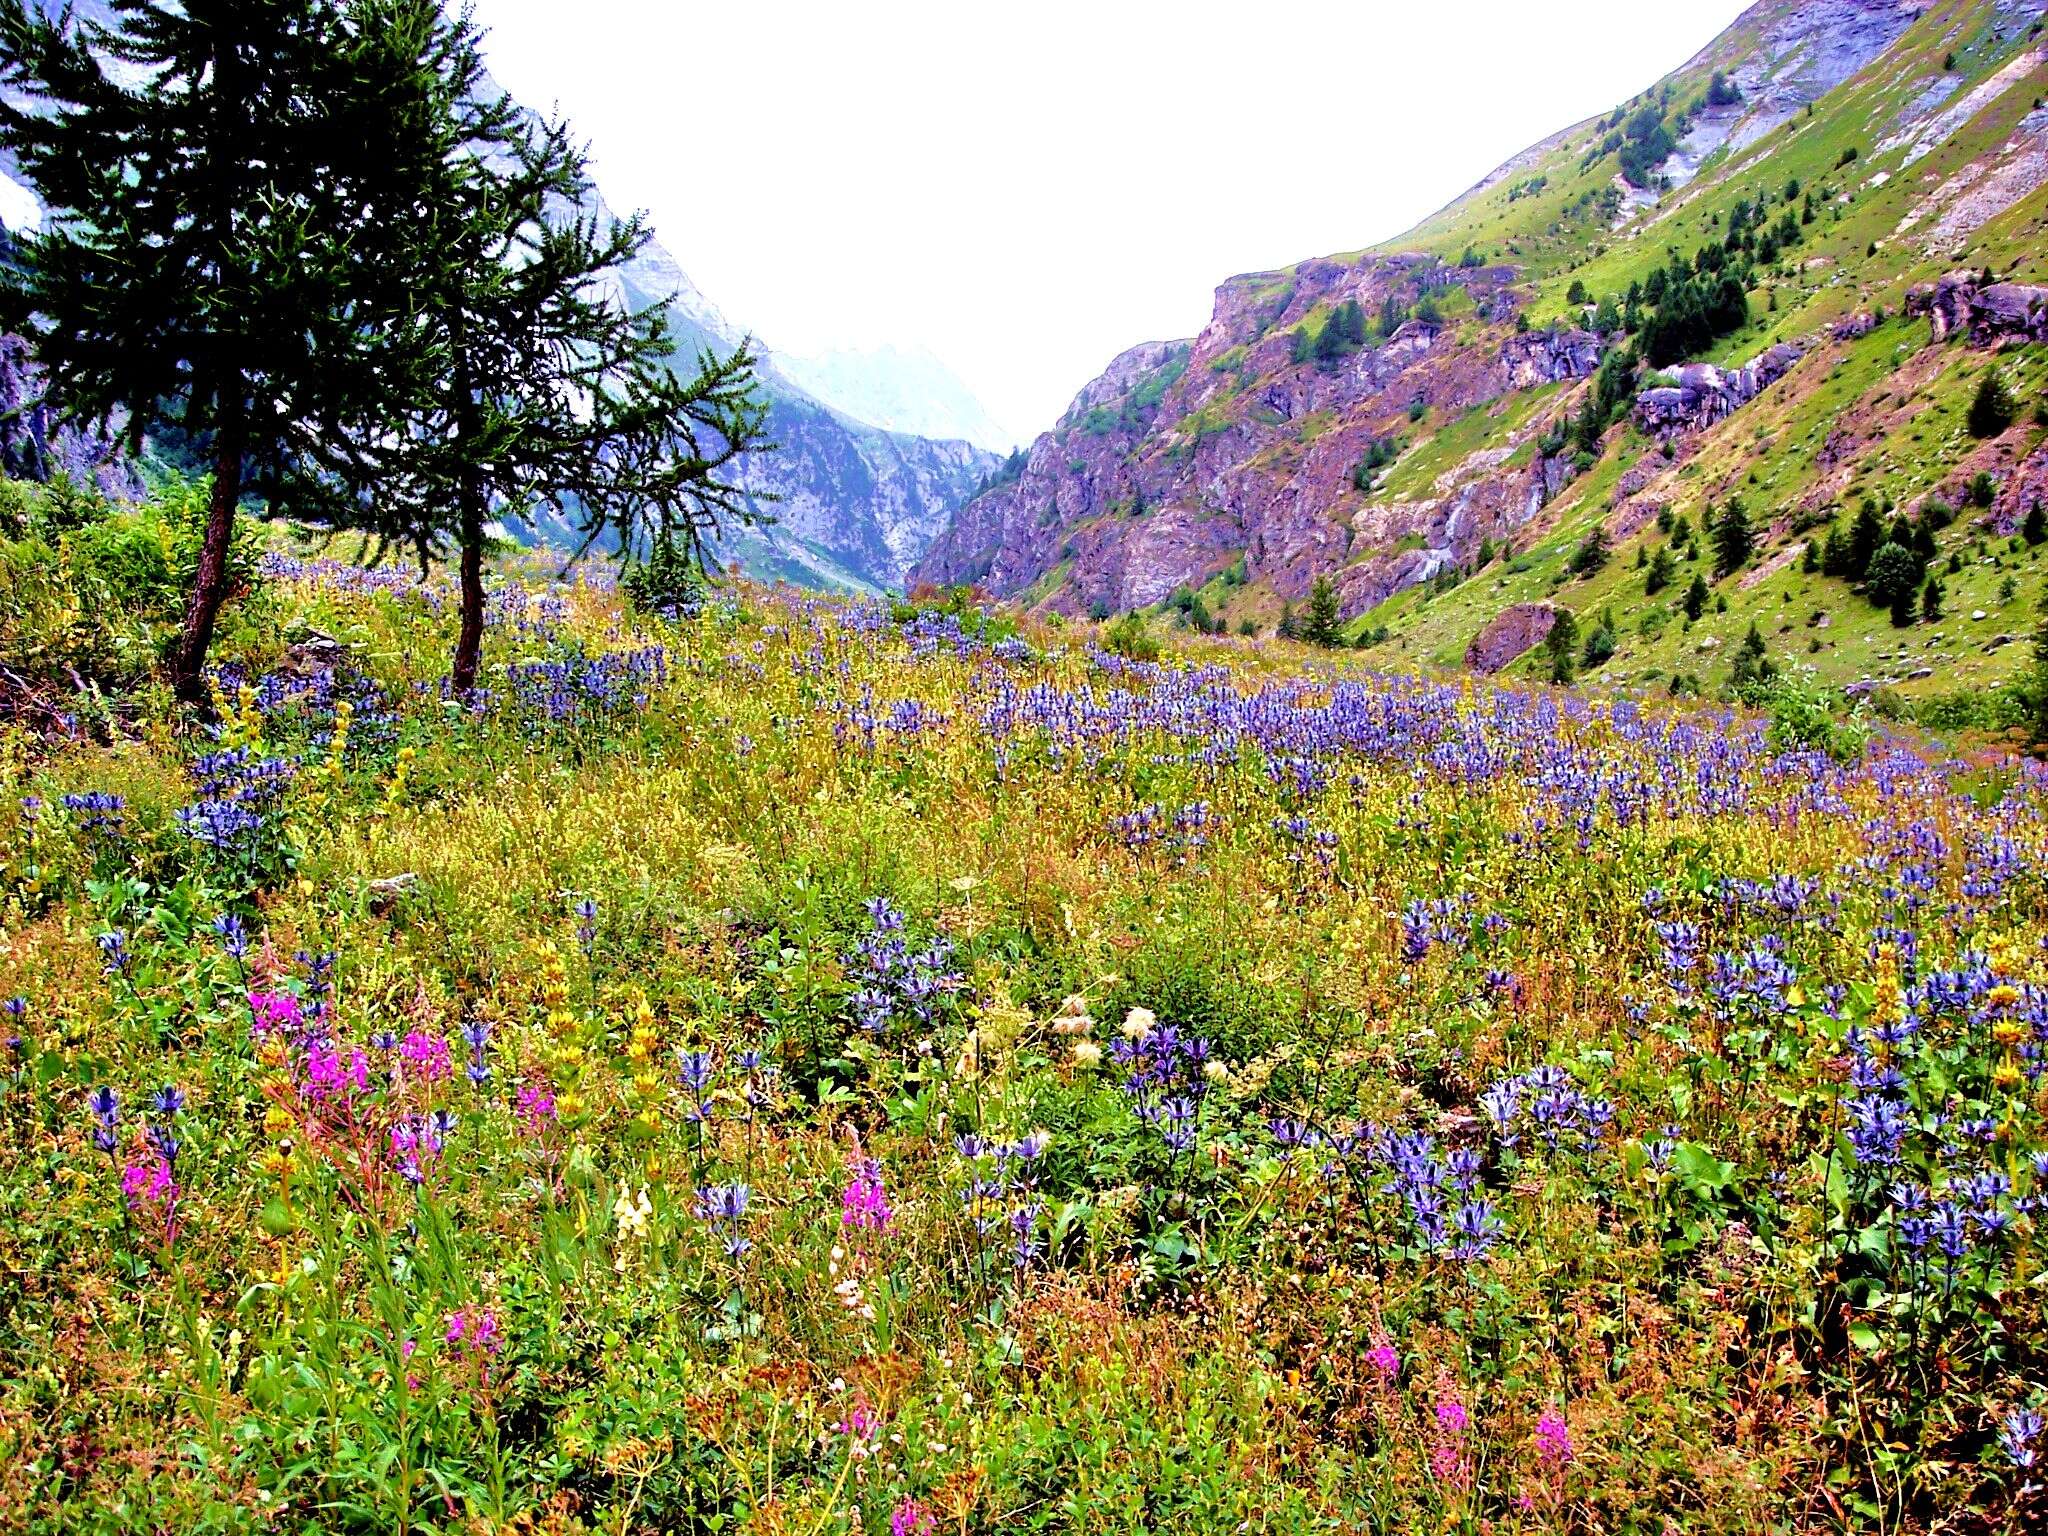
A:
[1101,611,1160,662]
[1763,670,1869,761]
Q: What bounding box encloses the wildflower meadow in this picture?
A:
[3,553,2047,1534]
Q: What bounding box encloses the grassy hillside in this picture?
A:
[932,0,2048,717]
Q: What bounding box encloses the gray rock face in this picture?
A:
[1465,604,1561,675]
[0,335,143,500]
[1500,329,1606,389]
[1906,272,2048,345]
[1633,342,1809,436]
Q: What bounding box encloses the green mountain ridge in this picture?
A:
[914,0,2048,707]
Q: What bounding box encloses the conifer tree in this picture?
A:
[1729,622,1773,697]
[1969,369,2018,439]
[1846,501,1885,578]
[315,0,773,692]
[1647,544,1675,594]
[0,0,415,706]
[1712,499,1754,578]
[1302,573,1343,647]
[1683,572,1710,620]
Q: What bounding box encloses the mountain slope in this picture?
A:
[0,4,997,594]
[916,0,2048,702]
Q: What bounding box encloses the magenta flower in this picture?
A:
[889,1498,934,1536]
[841,1157,894,1233]
[248,989,302,1037]
[398,1029,452,1083]
[515,1084,557,1130]
[1366,1342,1399,1382]
[1535,1407,1573,1465]
[1430,1397,1471,1486]
[304,1043,369,1101]
[832,1397,881,1459]
[119,1154,180,1243]
[444,1306,501,1360]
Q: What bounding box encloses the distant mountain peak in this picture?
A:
[775,344,1019,456]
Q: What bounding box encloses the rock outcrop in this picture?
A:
[0,334,143,499]
[1633,342,1809,436]
[1906,271,2048,345]
[1501,329,1606,389]
[1465,604,1562,675]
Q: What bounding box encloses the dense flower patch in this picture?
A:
[1,560,2045,1532]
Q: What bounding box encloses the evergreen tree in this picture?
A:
[1711,499,1754,577]
[1867,542,1922,616]
[1821,524,1852,578]
[1646,544,1675,594]
[1683,572,1710,620]
[2025,500,2047,546]
[1847,501,1885,577]
[0,0,416,706]
[1570,525,1610,577]
[315,0,772,691]
[1729,622,1773,698]
[1302,573,1343,647]
[1276,602,1300,642]
[1544,609,1579,684]
[1969,369,2018,439]
[1920,575,1944,623]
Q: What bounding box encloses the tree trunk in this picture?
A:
[451,471,486,695]
[170,403,246,710]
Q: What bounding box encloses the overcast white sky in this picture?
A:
[467,0,1754,445]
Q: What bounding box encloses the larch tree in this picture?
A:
[0,0,417,706]
[325,0,774,694]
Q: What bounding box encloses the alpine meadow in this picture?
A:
[7,3,2048,1534]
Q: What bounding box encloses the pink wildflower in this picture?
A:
[119,1154,180,1243]
[248,989,302,1037]
[515,1084,557,1131]
[841,1157,894,1233]
[398,1029,452,1083]
[833,1396,881,1459]
[1535,1406,1573,1465]
[444,1306,501,1359]
[1430,1397,1471,1486]
[304,1043,369,1101]
[1365,1342,1399,1382]
[889,1498,934,1536]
